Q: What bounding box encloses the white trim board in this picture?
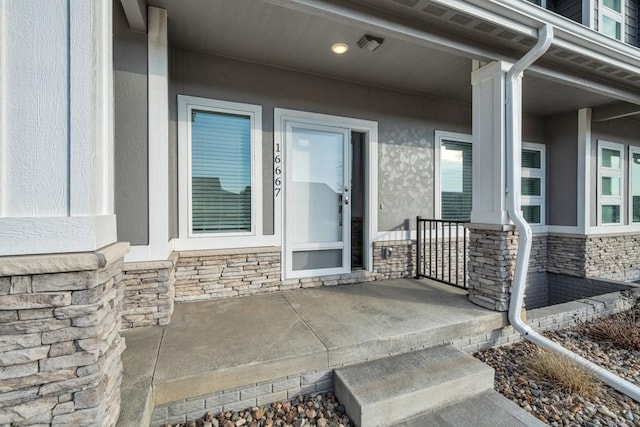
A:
[146,6,170,261]
[177,95,263,246]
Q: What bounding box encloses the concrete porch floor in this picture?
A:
[119,278,510,425]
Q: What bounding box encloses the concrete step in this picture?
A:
[395,390,547,427]
[333,345,495,427]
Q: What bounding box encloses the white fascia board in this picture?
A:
[120,0,147,33]
[526,66,640,105]
[457,0,640,70]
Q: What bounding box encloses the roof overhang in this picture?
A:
[123,0,640,115]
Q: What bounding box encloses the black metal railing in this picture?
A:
[416,217,469,289]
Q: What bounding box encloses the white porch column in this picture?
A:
[0,0,116,256]
[467,61,516,312]
[470,61,511,225]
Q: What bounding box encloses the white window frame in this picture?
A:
[435,131,546,229]
[521,142,546,226]
[526,0,547,7]
[597,140,624,226]
[598,0,625,41]
[274,108,378,277]
[176,95,268,249]
[629,145,640,224]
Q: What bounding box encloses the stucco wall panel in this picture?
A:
[169,50,477,233]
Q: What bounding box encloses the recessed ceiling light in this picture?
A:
[331,43,349,54]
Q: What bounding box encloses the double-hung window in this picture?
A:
[521,143,545,225]
[597,141,624,225]
[630,146,640,224]
[599,0,625,40]
[178,95,262,239]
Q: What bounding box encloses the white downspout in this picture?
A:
[506,24,640,402]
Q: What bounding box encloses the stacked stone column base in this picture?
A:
[0,242,129,426]
[466,224,517,312]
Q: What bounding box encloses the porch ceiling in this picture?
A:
[142,0,619,115]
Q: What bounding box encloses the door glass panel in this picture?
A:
[293,250,343,271]
[290,128,344,244]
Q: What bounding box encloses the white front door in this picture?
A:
[284,121,351,278]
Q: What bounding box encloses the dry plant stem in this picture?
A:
[527,348,601,398]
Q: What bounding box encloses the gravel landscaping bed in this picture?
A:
[161,392,354,427]
[475,306,640,427]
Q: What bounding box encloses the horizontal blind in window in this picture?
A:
[441,140,472,221]
[191,110,251,234]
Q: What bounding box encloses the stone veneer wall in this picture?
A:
[546,234,586,277]
[0,243,128,426]
[547,232,640,282]
[173,247,381,302]
[372,240,415,279]
[121,256,176,329]
[466,225,518,311]
[524,234,549,309]
[585,233,640,282]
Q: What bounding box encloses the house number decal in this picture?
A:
[274,143,282,197]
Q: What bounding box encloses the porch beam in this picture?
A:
[591,101,640,122]
[120,0,147,33]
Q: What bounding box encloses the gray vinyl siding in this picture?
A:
[113,1,149,245]
[553,0,584,23]
[625,0,638,46]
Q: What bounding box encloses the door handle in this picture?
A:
[344,195,349,205]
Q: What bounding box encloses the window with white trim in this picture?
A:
[630,145,640,223]
[599,0,625,40]
[597,141,624,225]
[436,131,546,225]
[178,95,262,238]
[521,143,545,225]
